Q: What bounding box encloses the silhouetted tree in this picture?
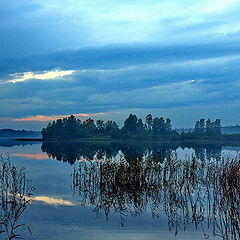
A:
[122,114,138,138]
[64,115,80,138]
[136,118,145,135]
[105,120,120,138]
[96,119,105,134]
[153,117,166,135]
[82,118,96,137]
[194,120,201,135]
[145,114,153,131]
[166,118,172,133]
[206,119,212,136]
[199,118,205,134]
[194,118,222,137]
[194,118,205,135]
[41,114,222,141]
[214,119,222,136]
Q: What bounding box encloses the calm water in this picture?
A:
[0,141,239,240]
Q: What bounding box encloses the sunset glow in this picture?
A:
[12,153,50,160]
[12,113,106,122]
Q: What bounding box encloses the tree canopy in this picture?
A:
[41,114,222,140]
[41,114,178,140]
[194,118,221,136]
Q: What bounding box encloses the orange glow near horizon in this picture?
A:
[12,153,50,160]
[12,113,107,122]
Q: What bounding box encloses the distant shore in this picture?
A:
[12,135,240,146]
[14,138,43,141]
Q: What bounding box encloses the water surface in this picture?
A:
[0,141,239,240]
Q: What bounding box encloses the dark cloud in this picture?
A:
[0,48,239,126]
[1,0,240,129]
[1,42,240,77]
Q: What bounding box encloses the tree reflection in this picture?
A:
[42,141,225,165]
[72,154,240,239]
[0,154,34,239]
[41,141,180,164]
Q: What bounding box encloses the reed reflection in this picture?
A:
[72,154,240,240]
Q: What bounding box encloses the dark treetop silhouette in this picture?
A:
[41,114,224,141]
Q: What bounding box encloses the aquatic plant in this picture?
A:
[72,153,240,239]
[0,154,35,240]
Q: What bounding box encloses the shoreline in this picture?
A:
[12,136,240,146]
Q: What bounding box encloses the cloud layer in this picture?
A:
[0,0,240,129]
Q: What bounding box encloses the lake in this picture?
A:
[0,140,239,240]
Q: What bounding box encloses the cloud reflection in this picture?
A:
[32,196,75,206]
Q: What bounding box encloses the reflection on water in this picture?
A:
[0,154,34,239]
[194,145,222,161]
[41,141,225,164]
[72,154,240,239]
[1,141,239,240]
[32,196,75,206]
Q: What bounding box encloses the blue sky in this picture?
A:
[0,0,240,129]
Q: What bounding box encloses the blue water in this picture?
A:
[0,142,239,240]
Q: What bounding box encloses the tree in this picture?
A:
[153,117,167,135]
[194,119,205,135]
[165,118,172,133]
[122,114,138,137]
[96,119,105,134]
[145,114,153,131]
[41,115,83,139]
[63,115,81,138]
[206,119,213,136]
[194,120,200,134]
[214,119,221,136]
[137,118,144,132]
[105,120,120,138]
[82,118,96,137]
[194,118,222,137]
[199,119,205,134]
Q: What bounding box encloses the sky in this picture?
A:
[0,0,240,130]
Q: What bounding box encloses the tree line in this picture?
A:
[41,114,222,140]
[194,118,221,136]
[41,114,179,139]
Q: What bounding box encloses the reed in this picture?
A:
[72,153,240,239]
[0,154,35,240]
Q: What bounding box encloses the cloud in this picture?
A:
[12,113,107,122]
[1,0,240,59]
[0,0,240,128]
[1,42,240,78]
[0,48,239,129]
[2,70,76,83]
[12,153,49,160]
